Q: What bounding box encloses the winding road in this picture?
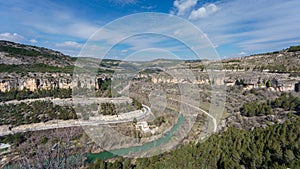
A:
[167,98,217,132]
[0,97,152,137]
[0,97,216,137]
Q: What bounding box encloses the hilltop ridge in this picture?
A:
[0,40,74,67]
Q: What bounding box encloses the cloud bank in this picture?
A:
[0,32,24,42]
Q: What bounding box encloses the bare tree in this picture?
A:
[16,127,87,169]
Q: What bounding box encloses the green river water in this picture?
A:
[86,114,184,162]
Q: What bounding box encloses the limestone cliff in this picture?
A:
[0,72,111,92]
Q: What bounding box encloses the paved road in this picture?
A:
[1,97,131,106]
[167,98,217,132]
[0,104,151,137]
[0,96,216,136]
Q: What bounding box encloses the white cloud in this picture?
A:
[121,49,128,53]
[189,4,218,20]
[141,6,155,10]
[56,41,83,48]
[189,0,300,54]
[29,39,37,43]
[0,32,24,42]
[1,1,99,40]
[173,0,198,16]
[31,22,99,40]
[239,51,247,55]
[109,0,137,5]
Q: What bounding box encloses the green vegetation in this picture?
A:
[241,101,273,116]
[100,59,120,68]
[0,88,72,102]
[88,114,300,169]
[95,78,122,97]
[187,64,205,71]
[0,133,25,146]
[235,79,245,86]
[241,93,300,117]
[98,99,143,116]
[0,45,64,59]
[222,59,241,63]
[271,93,300,111]
[76,100,142,118]
[131,98,143,110]
[288,45,300,52]
[97,68,115,74]
[140,68,162,74]
[0,64,75,73]
[0,101,77,126]
[0,63,114,74]
[95,78,113,97]
[97,78,112,92]
[250,51,280,56]
[253,65,300,73]
[184,60,203,63]
[99,103,117,116]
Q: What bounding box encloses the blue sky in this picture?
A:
[0,0,299,60]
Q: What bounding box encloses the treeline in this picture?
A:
[0,63,114,74]
[253,65,300,73]
[241,101,273,116]
[88,114,300,169]
[0,64,76,73]
[241,93,300,117]
[0,45,65,59]
[235,78,272,87]
[98,99,143,116]
[0,100,77,126]
[76,100,143,119]
[0,88,72,102]
[288,45,300,52]
[272,93,300,111]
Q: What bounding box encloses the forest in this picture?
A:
[288,45,300,52]
[98,98,143,116]
[241,93,300,117]
[0,88,72,102]
[88,114,300,169]
[0,100,77,126]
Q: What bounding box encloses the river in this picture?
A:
[86,114,184,162]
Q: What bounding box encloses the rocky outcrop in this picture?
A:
[0,72,111,92]
[151,70,219,85]
[150,70,299,93]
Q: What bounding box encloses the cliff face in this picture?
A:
[150,70,298,92]
[0,73,72,92]
[0,72,111,92]
[151,71,211,85]
[0,41,299,93]
[0,41,117,92]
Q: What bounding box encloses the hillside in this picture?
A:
[0,41,124,74]
[0,40,75,67]
[1,40,300,74]
[219,46,300,73]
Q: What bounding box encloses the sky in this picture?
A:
[0,0,299,60]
